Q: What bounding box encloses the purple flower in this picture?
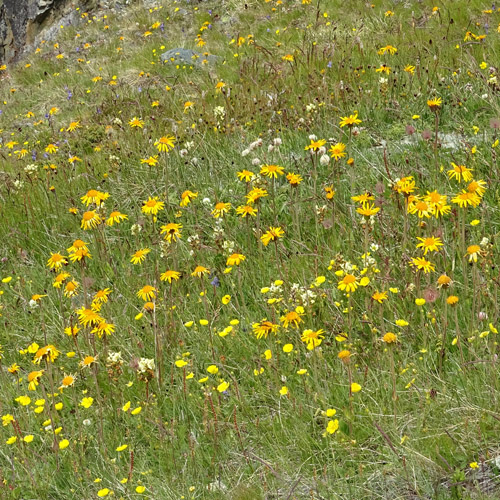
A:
[210,276,220,287]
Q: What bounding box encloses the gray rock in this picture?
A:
[161,47,218,66]
[0,0,97,64]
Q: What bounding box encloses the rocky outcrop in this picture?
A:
[0,0,96,64]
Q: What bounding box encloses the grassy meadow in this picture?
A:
[0,0,500,498]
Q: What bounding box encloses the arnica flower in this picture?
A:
[53,272,70,288]
[356,203,380,217]
[448,163,474,183]
[446,295,459,306]
[337,274,358,293]
[142,197,165,215]
[8,363,20,375]
[393,176,416,195]
[416,236,443,255]
[352,192,375,204]
[180,190,198,207]
[69,248,92,263]
[372,291,388,303]
[191,265,209,278]
[91,320,115,338]
[236,205,258,217]
[437,274,452,288]
[280,307,305,329]
[246,188,268,204]
[211,202,231,218]
[59,374,75,390]
[427,97,442,110]
[161,222,183,242]
[67,239,89,254]
[286,172,303,186]
[325,186,335,199]
[64,280,79,297]
[137,285,157,302]
[28,370,44,390]
[261,227,284,246]
[140,156,159,167]
[260,164,285,178]
[47,252,68,270]
[77,307,103,327]
[467,179,487,197]
[252,319,279,339]
[339,111,362,128]
[382,332,397,343]
[408,198,432,218]
[410,257,435,273]
[93,288,112,305]
[106,211,128,226]
[130,248,151,265]
[378,45,397,55]
[304,139,326,152]
[128,117,144,128]
[466,244,481,262]
[81,210,102,230]
[81,189,109,206]
[452,191,481,208]
[64,325,80,337]
[301,329,325,350]
[80,355,96,368]
[329,142,346,160]
[34,344,60,364]
[154,135,176,152]
[226,253,245,266]
[160,270,180,283]
[237,170,255,182]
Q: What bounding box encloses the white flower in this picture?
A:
[273,137,282,146]
[138,358,155,373]
[480,237,489,247]
[130,223,142,235]
[319,154,330,166]
[251,158,260,166]
[82,419,91,426]
[242,149,250,156]
[29,299,38,308]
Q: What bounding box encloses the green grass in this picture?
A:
[0,0,500,498]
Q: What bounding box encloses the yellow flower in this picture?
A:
[116,444,128,452]
[211,202,231,218]
[142,196,165,215]
[325,419,339,434]
[339,111,361,128]
[279,386,288,396]
[338,274,358,293]
[154,135,176,152]
[59,439,70,449]
[427,97,442,110]
[137,285,156,301]
[350,383,362,393]
[130,248,151,265]
[260,164,284,178]
[97,488,111,497]
[382,332,397,343]
[329,142,346,160]
[221,295,231,305]
[217,381,229,392]
[261,227,284,246]
[80,397,94,408]
[81,210,102,230]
